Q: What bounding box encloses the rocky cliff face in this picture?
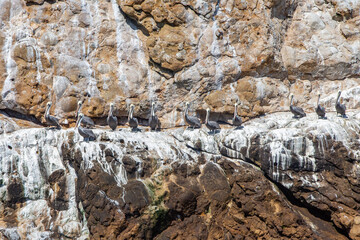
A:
[1,0,360,126]
[1,0,360,239]
[1,112,360,239]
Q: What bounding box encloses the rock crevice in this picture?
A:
[1,111,360,238]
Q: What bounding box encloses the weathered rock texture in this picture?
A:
[1,0,360,239]
[1,112,360,239]
[0,0,360,127]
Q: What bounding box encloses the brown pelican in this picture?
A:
[76,113,96,141]
[128,104,138,131]
[76,101,95,128]
[107,103,118,131]
[336,90,346,118]
[290,94,306,118]
[184,102,201,129]
[205,108,220,134]
[315,93,326,119]
[44,102,61,129]
[149,102,160,131]
[232,102,242,129]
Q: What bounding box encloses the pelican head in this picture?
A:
[337,90,342,101]
[46,102,52,112]
[45,102,52,116]
[185,102,189,107]
[79,113,84,118]
[151,102,156,115]
[109,103,115,116]
[75,101,83,118]
[316,92,321,106]
[130,104,135,110]
[206,108,211,122]
[235,102,238,107]
[289,94,294,106]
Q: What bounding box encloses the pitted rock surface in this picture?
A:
[1,111,360,238]
[0,0,360,128]
[1,0,360,239]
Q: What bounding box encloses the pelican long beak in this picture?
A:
[75,115,82,128]
[75,106,80,118]
[75,118,80,128]
[45,103,51,117]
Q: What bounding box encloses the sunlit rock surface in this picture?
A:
[0,0,360,127]
[1,112,360,239]
[1,0,360,239]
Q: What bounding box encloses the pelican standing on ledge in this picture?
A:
[184,102,201,129]
[315,93,326,119]
[336,90,346,118]
[76,113,96,141]
[232,102,242,129]
[45,102,61,129]
[149,102,160,131]
[107,103,118,131]
[76,101,95,128]
[290,94,306,118]
[205,108,220,134]
[128,104,138,131]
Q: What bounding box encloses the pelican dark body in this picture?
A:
[77,113,96,141]
[336,91,346,118]
[45,102,61,129]
[184,102,201,129]
[290,94,306,118]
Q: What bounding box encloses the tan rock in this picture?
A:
[0,0,359,133]
[58,96,77,113]
[350,227,360,240]
[147,24,198,72]
[41,31,59,46]
[13,43,36,63]
[281,1,360,80]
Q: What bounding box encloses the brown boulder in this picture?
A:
[13,43,36,63]
[124,180,151,215]
[199,162,230,202]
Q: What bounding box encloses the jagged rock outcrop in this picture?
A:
[1,0,360,239]
[0,0,359,127]
[1,112,360,239]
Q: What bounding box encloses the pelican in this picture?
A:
[184,102,201,129]
[76,113,96,141]
[45,102,61,129]
[232,102,242,129]
[76,101,95,128]
[315,93,326,119]
[205,108,220,134]
[149,102,160,131]
[128,104,138,131]
[107,103,118,131]
[336,90,346,118]
[290,94,306,118]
